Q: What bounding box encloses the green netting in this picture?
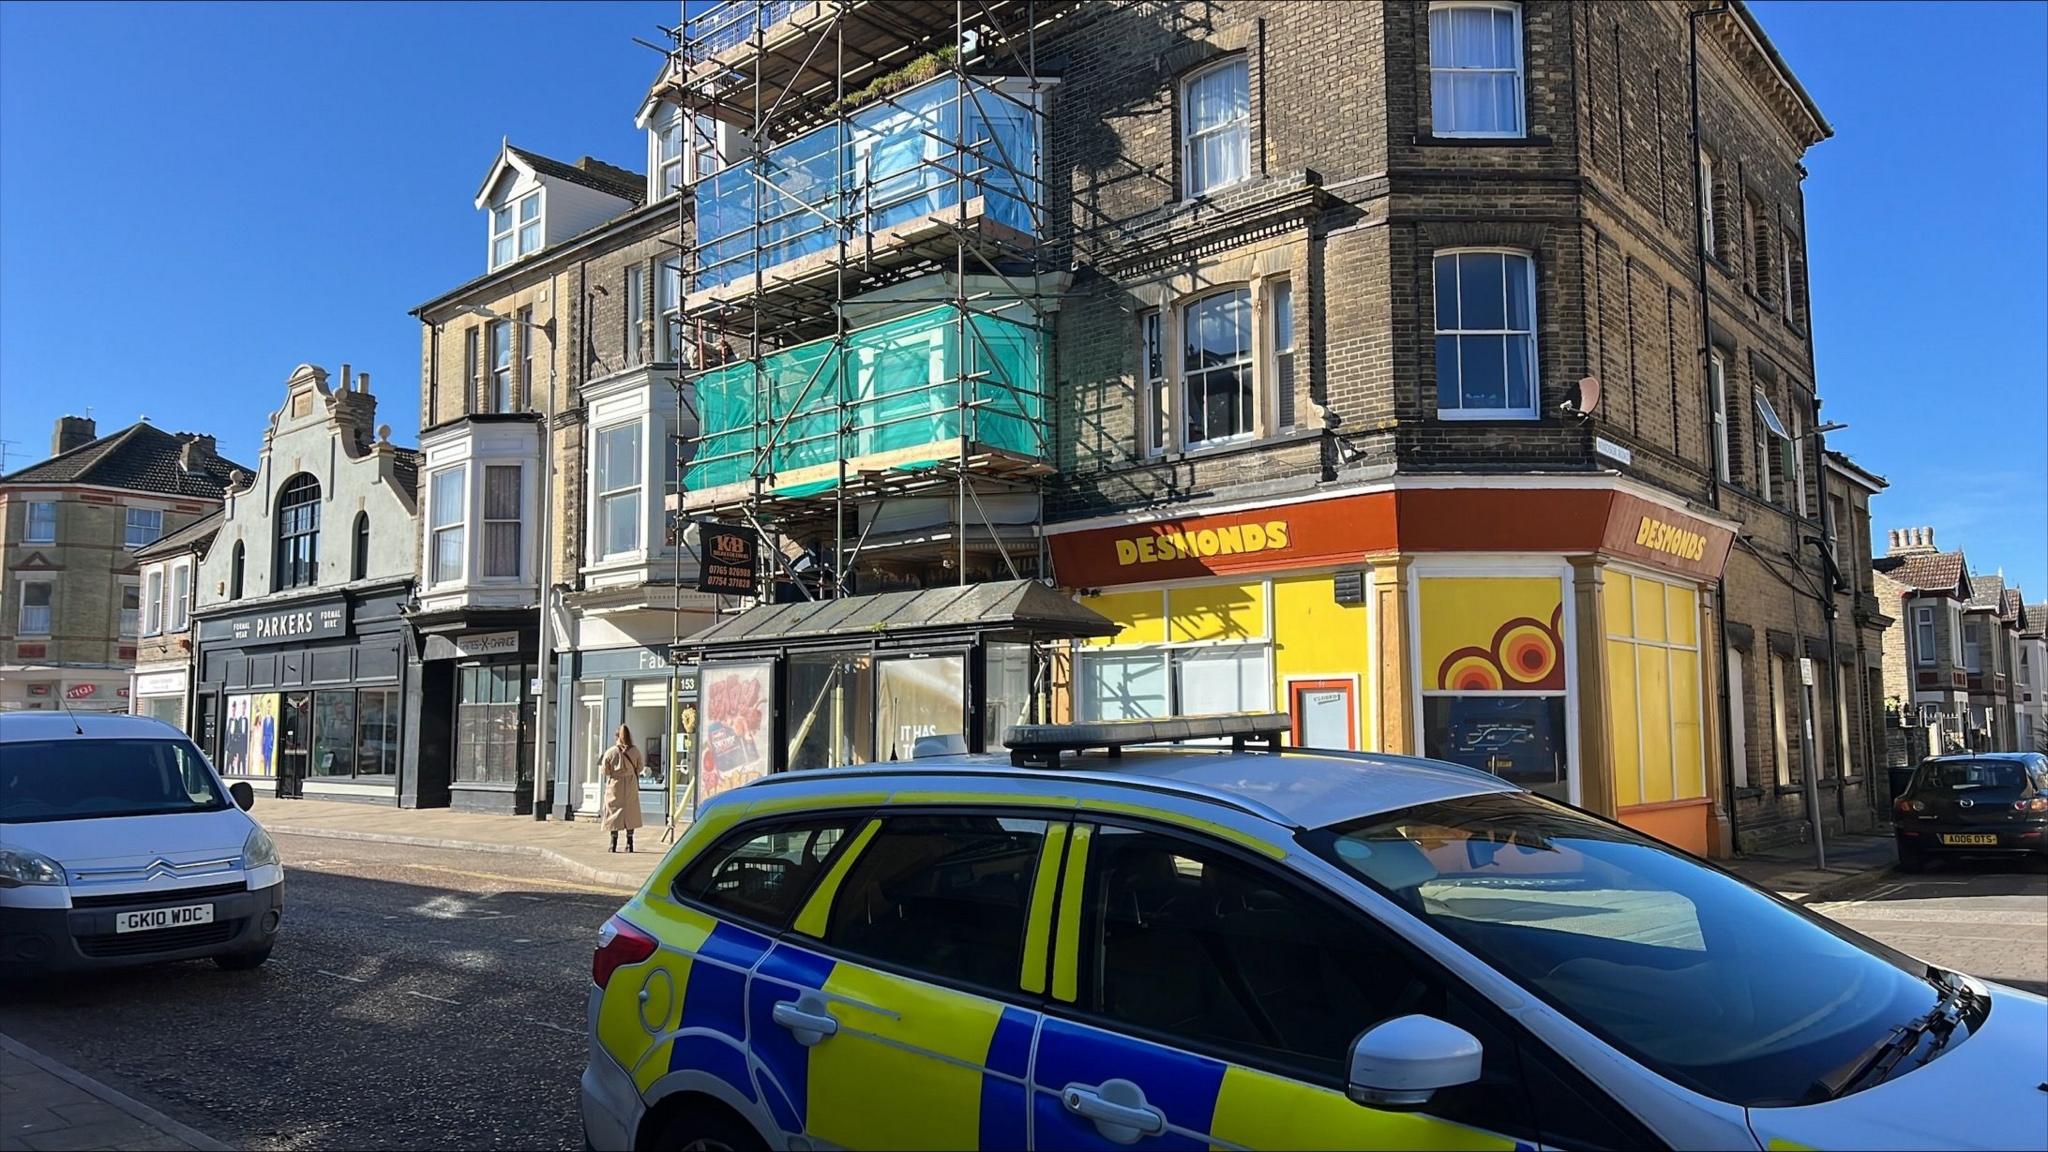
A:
[687,306,1047,492]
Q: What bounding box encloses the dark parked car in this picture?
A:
[1893,752,2048,870]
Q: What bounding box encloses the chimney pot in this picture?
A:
[358,370,370,394]
[341,363,352,391]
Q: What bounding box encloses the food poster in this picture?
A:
[697,662,770,808]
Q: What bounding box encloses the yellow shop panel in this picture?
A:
[1272,573,1369,676]
[1079,590,1166,647]
[1666,581,1699,647]
[1672,648,1705,800]
[1639,647,1674,804]
[1607,638,1641,808]
[1168,580,1267,643]
[1605,571,1634,638]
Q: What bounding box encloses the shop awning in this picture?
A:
[672,579,1115,660]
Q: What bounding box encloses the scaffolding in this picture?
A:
[660,0,1079,626]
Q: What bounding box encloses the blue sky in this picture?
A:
[3,1,2042,592]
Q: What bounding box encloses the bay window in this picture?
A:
[1914,605,1936,667]
[1963,619,1983,674]
[1182,288,1254,447]
[145,571,163,636]
[430,465,467,585]
[119,581,140,638]
[1429,1,1525,138]
[19,580,52,635]
[655,105,686,198]
[482,464,522,578]
[1434,249,1538,418]
[488,320,513,412]
[1180,56,1249,197]
[125,507,163,549]
[596,421,644,558]
[626,264,646,366]
[654,259,681,362]
[169,563,190,632]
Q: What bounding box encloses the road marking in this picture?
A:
[513,938,533,944]
[1812,905,2043,925]
[522,1017,579,1035]
[398,865,626,896]
[316,970,367,983]
[405,989,462,1006]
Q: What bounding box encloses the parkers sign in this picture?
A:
[225,603,350,643]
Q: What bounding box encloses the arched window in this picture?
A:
[229,541,246,600]
[274,474,321,590]
[351,513,370,582]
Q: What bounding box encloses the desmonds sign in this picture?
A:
[226,603,350,643]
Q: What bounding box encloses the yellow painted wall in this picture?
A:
[1080,590,1166,647]
[1606,571,1707,809]
[1271,574,1370,747]
[1168,582,1266,643]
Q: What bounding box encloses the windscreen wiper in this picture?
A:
[1803,981,1969,1103]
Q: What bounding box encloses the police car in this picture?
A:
[581,715,2048,1151]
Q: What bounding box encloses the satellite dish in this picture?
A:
[1563,376,1600,417]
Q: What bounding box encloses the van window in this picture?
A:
[1,739,229,823]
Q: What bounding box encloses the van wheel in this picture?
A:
[648,1101,766,1152]
[214,946,272,971]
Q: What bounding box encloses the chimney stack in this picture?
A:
[51,415,96,456]
[1889,526,1939,557]
[177,434,217,474]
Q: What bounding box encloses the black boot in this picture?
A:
[609,831,618,853]
[626,831,635,854]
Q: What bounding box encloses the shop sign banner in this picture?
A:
[696,662,771,808]
[454,632,521,658]
[64,683,98,700]
[1050,492,1398,588]
[697,525,759,595]
[226,603,349,643]
[1600,494,1734,581]
[134,671,186,696]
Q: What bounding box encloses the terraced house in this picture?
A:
[0,417,245,712]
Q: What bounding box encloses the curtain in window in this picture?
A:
[1183,289,1253,444]
[1429,3,1522,136]
[1184,58,1249,194]
[431,466,466,583]
[1434,251,1536,414]
[483,465,521,578]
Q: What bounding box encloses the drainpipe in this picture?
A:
[1689,0,1741,856]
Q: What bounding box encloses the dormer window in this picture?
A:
[654,106,685,199]
[490,190,542,269]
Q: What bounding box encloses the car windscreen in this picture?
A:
[1914,759,2032,796]
[0,738,230,823]
[1302,791,1942,1108]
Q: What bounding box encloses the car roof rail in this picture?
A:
[1004,713,1289,769]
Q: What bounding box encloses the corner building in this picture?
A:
[1021,0,1860,857]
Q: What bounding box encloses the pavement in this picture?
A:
[1722,831,1901,903]
[1,1033,229,1152]
[251,797,669,892]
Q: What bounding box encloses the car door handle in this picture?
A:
[1061,1080,1165,1144]
[771,995,838,1047]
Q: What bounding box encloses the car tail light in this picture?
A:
[1895,798,1924,814]
[592,916,658,988]
[2015,798,2048,813]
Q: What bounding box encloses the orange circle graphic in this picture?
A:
[1495,621,1559,686]
[1440,648,1503,691]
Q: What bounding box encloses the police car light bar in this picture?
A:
[1004,713,1290,768]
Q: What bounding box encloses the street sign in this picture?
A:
[1799,657,1815,686]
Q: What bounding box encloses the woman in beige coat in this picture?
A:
[599,724,645,853]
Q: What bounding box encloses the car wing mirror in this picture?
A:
[1347,1014,1483,1110]
[230,781,256,811]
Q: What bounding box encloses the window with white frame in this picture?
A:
[655,105,686,198]
[519,306,536,397]
[1182,289,1255,447]
[1914,605,1936,666]
[1771,653,1793,786]
[1271,278,1297,429]
[1752,389,1789,504]
[1699,148,1717,256]
[24,501,56,544]
[19,580,51,635]
[1079,645,1273,721]
[1428,1,1525,138]
[125,508,163,549]
[119,580,140,638]
[169,563,190,633]
[595,421,644,558]
[1139,309,1167,457]
[144,570,163,636]
[1180,56,1249,197]
[1951,605,1964,666]
[626,263,646,366]
[1963,619,1983,673]
[1434,249,1538,418]
[482,464,522,579]
[654,259,681,362]
[488,320,513,412]
[1727,646,1748,789]
[1708,351,1730,482]
[430,465,467,585]
[489,191,542,270]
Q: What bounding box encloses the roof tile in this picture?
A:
[0,423,251,500]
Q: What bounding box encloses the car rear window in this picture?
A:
[1,738,229,823]
[1916,760,2031,794]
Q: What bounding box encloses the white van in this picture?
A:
[0,712,283,972]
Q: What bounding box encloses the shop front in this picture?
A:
[192,586,411,805]
[671,580,1113,813]
[130,667,191,732]
[1048,481,1738,856]
[407,616,538,814]
[558,643,692,830]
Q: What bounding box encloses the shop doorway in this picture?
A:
[278,691,311,799]
[1287,678,1358,750]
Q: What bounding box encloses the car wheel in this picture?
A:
[213,945,273,971]
[651,1104,766,1152]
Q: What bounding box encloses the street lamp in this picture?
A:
[454,302,558,820]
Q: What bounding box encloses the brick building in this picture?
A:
[127,511,221,731]
[1,417,246,712]
[409,139,705,818]
[2022,603,2046,752]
